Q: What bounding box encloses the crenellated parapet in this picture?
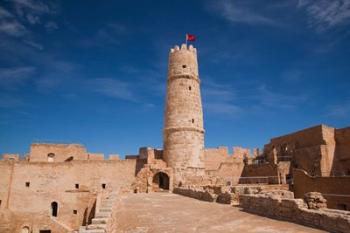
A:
[170,44,197,53]
[168,44,199,80]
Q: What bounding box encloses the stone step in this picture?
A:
[101,203,113,207]
[87,224,107,230]
[102,200,114,204]
[80,229,105,233]
[95,212,111,218]
[99,208,112,212]
[92,218,108,224]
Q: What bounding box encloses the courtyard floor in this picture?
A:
[111,192,326,233]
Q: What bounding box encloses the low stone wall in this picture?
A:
[240,193,350,233]
[173,187,217,202]
[173,184,290,205]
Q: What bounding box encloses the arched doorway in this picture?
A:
[51,202,58,217]
[152,172,169,191]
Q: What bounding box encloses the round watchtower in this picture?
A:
[163,44,205,185]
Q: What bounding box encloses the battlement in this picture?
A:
[170,44,197,53]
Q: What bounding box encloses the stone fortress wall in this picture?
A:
[1,44,349,233]
[0,144,137,233]
[240,124,350,210]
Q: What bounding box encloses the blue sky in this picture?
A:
[0,0,349,157]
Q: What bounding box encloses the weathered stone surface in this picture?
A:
[240,193,350,233]
[111,192,326,233]
[304,192,328,209]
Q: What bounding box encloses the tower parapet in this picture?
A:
[163,44,205,186]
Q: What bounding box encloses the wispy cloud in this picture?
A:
[45,21,58,32]
[0,0,59,52]
[327,101,350,118]
[35,61,77,91]
[0,66,35,89]
[0,20,27,37]
[205,102,242,115]
[0,95,24,108]
[281,69,303,83]
[87,78,137,102]
[207,0,279,26]
[0,6,13,18]
[202,77,242,116]
[23,39,43,50]
[13,0,57,26]
[298,0,350,31]
[254,84,307,110]
[81,23,127,47]
[202,76,308,117]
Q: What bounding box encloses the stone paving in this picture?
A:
[111,192,326,233]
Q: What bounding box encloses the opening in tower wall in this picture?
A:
[152,172,169,191]
[51,202,58,217]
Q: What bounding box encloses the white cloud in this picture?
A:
[0,66,36,89]
[26,13,40,24]
[13,0,51,16]
[0,20,27,37]
[45,21,58,32]
[298,0,350,31]
[81,23,127,47]
[0,6,13,18]
[202,77,242,116]
[88,78,137,102]
[35,61,77,91]
[208,0,279,26]
[205,102,242,115]
[23,40,43,50]
[282,70,303,83]
[327,102,350,118]
[255,84,308,110]
[0,95,23,108]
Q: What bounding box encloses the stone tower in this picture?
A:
[163,44,205,186]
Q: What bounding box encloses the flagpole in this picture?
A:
[186,34,188,46]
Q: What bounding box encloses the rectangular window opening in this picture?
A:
[75,184,79,189]
[102,183,106,189]
[73,209,77,214]
[25,182,30,187]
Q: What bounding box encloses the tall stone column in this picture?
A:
[163,44,205,186]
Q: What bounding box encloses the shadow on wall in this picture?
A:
[135,158,147,176]
[82,200,96,226]
[332,127,350,176]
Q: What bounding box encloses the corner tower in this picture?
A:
[163,44,205,185]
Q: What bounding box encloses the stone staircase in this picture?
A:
[79,193,116,233]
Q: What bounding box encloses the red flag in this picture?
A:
[186,34,196,41]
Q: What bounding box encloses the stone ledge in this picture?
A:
[167,74,200,84]
[164,127,205,134]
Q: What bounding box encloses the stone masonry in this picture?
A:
[163,44,205,186]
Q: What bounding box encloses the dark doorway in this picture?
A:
[337,204,347,210]
[51,202,58,217]
[153,172,170,191]
[40,230,51,233]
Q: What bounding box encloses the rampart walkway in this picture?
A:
[111,192,326,233]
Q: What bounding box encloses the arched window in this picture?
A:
[51,202,58,217]
[21,226,30,233]
[47,153,55,162]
